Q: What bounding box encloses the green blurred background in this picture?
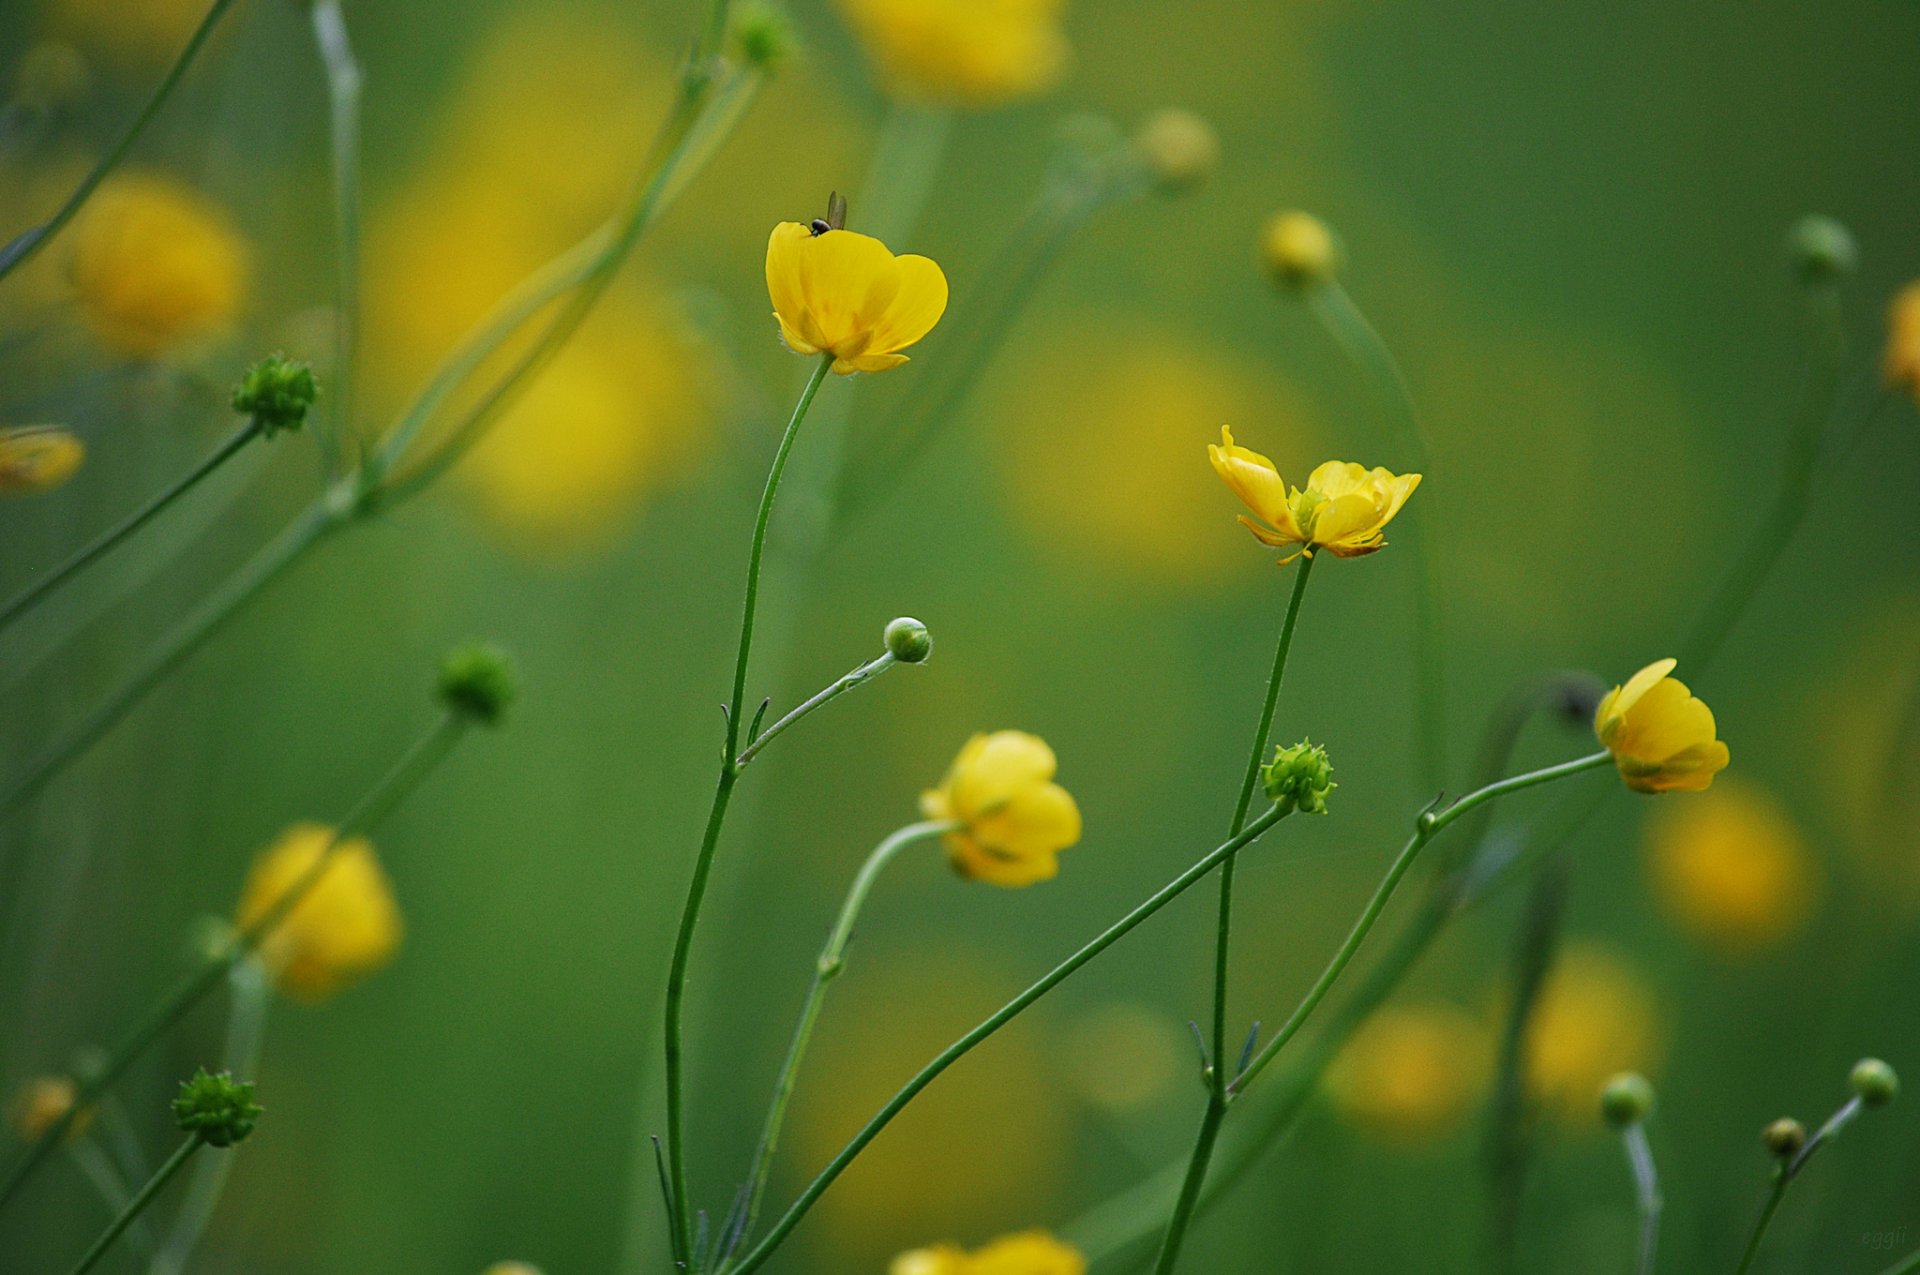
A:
[2,0,1918,1271]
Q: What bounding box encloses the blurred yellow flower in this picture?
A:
[836,0,1069,108]
[10,1075,89,1141]
[1884,281,1920,402]
[0,426,84,494]
[892,1230,1086,1275]
[1208,426,1419,564]
[1056,1003,1184,1114]
[1261,211,1339,289]
[921,732,1081,886]
[1524,943,1661,1123]
[766,221,948,375]
[233,824,403,1004]
[43,0,204,66]
[1644,781,1815,953]
[1326,1004,1492,1142]
[1595,658,1729,794]
[67,172,246,358]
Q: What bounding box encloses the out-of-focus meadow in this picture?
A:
[1,0,1918,1272]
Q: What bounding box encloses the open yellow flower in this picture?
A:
[1884,281,1920,402]
[765,220,947,375]
[1208,426,1419,564]
[920,732,1081,886]
[892,1230,1086,1275]
[836,0,1069,108]
[67,172,247,358]
[0,427,84,494]
[1594,658,1729,794]
[233,824,403,1003]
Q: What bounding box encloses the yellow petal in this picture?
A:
[948,730,1058,815]
[969,780,1082,860]
[1596,658,1679,739]
[865,253,948,356]
[1208,426,1297,535]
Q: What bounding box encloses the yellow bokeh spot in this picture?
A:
[1644,780,1815,954]
[1522,943,1662,1124]
[1326,1002,1492,1142]
[835,0,1070,108]
[233,824,403,1004]
[66,171,247,358]
[1055,1003,1184,1115]
[42,0,205,66]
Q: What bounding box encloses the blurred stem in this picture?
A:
[1155,555,1315,1275]
[729,804,1291,1275]
[64,1136,202,1275]
[1620,1123,1661,1275]
[731,820,953,1257]
[0,419,263,635]
[66,1140,155,1258]
[1733,1172,1789,1275]
[1879,1248,1920,1275]
[855,104,954,248]
[309,0,363,471]
[661,355,833,1264]
[734,650,895,769]
[0,0,239,282]
[0,712,467,1214]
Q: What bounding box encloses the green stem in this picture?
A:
[1879,1248,1920,1275]
[66,1140,154,1257]
[661,354,833,1262]
[309,0,362,470]
[1731,1094,1863,1275]
[1621,1123,1661,1275]
[735,651,895,769]
[0,419,263,633]
[1733,1173,1788,1275]
[0,0,241,281]
[853,105,954,247]
[64,1136,202,1275]
[732,820,952,1255]
[728,804,1291,1274]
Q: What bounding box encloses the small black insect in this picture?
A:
[809,218,832,236]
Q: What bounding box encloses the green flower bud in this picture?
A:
[731,4,796,71]
[231,355,318,436]
[437,643,519,726]
[1850,1057,1899,1108]
[1762,1117,1806,1159]
[1264,740,1334,814]
[1786,214,1857,284]
[1262,211,1340,291]
[172,1069,262,1148]
[1599,1072,1655,1130]
[1135,109,1218,194]
[883,616,933,664]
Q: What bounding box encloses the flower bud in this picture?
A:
[0,426,85,495]
[437,643,518,726]
[10,1076,89,1142]
[1850,1057,1898,1108]
[884,616,933,664]
[1135,109,1218,194]
[172,1069,262,1148]
[1261,211,1339,290]
[731,4,796,71]
[231,355,318,436]
[482,1265,545,1275]
[1264,740,1335,814]
[1786,214,1857,285]
[1762,1116,1806,1159]
[1599,1071,1654,1130]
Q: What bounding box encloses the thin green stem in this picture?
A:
[728,804,1291,1274]
[1621,1123,1661,1275]
[1733,1173,1788,1275]
[64,1136,202,1275]
[1879,1248,1920,1275]
[0,419,263,634]
[1731,1094,1863,1275]
[853,105,955,247]
[735,651,895,769]
[66,1140,154,1257]
[733,820,952,1254]
[0,0,240,281]
[309,0,362,470]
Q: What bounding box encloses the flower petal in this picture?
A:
[866,253,948,355]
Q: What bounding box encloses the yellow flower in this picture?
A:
[1524,943,1661,1123]
[920,732,1081,887]
[1884,281,1920,402]
[0,426,84,494]
[1594,658,1730,794]
[67,172,246,358]
[1644,781,1815,953]
[1208,426,1419,564]
[892,1230,1086,1275]
[765,221,947,375]
[10,1075,90,1141]
[835,0,1069,108]
[233,824,403,1004]
[1327,1004,1492,1142]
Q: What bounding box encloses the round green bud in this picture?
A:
[172,1069,262,1148]
[1762,1117,1806,1159]
[1850,1057,1899,1108]
[883,617,933,665]
[1599,1072,1655,1129]
[1264,740,1335,814]
[730,4,796,71]
[1262,211,1340,291]
[1135,109,1219,194]
[1786,214,1857,284]
[231,355,318,436]
[437,644,519,726]
[182,915,237,965]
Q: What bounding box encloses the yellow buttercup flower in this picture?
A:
[67,172,246,358]
[1645,781,1815,953]
[1884,281,1920,402]
[233,824,403,1004]
[836,0,1069,108]
[1208,426,1419,564]
[1524,943,1662,1123]
[1594,658,1730,794]
[921,732,1081,886]
[0,426,84,494]
[892,1230,1086,1275]
[1327,1004,1493,1142]
[766,221,947,375]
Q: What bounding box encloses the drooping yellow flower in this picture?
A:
[1208,426,1419,564]
[10,1075,90,1141]
[1524,943,1662,1123]
[67,172,246,358]
[1644,781,1815,953]
[836,0,1069,108]
[1594,658,1730,794]
[0,426,84,494]
[892,1230,1086,1275]
[1327,1004,1493,1142]
[1884,281,1920,402]
[233,824,403,1004]
[920,732,1081,886]
[766,221,947,375]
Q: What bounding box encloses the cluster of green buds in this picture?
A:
[231,354,318,437]
[1264,740,1335,815]
[437,643,520,726]
[172,1069,262,1148]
